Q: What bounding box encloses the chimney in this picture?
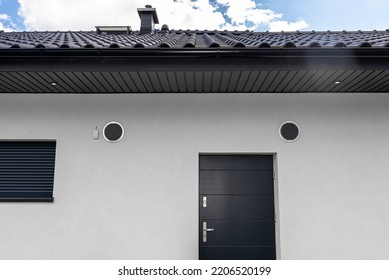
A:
[137,5,159,35]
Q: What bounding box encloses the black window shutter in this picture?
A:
[0,141,56,202]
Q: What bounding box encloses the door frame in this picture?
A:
[198,152,281,260]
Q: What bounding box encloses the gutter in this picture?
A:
[1,47,389,59]
[1,48,389,73]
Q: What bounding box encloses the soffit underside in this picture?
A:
[1,48,389,93]
[1,69,389,93]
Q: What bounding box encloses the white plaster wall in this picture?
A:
[0,93,389,259]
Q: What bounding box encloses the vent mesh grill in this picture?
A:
[280,122,300,142]
[103,122,124,142]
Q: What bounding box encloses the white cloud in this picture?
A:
[0,13,17,31]
[0,14,9,20]
[17,0,224,31]
[269,20,309,32]
[17,0,308,32]
[216,0,282,27]
[156,0,225,30]
[216,0,308,31]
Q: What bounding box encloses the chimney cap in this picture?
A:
[137,5,159,24]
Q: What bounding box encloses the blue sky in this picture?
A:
[0,0,20,31]
[1,0,389,32]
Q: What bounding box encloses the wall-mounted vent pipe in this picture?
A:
[280,121,300,142]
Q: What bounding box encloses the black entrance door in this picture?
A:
[199,155,276,260]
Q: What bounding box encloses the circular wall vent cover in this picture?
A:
[103,122,124,142]
[280,121,300,142]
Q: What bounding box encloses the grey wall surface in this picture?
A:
[0,93,389,259]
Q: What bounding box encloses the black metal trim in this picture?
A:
[0,138,57,143]
[2,48,389,73]
[2,55,389,73]
[0,198,54,202]
[2,47,389,59]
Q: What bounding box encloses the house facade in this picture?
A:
[1,6,389,260]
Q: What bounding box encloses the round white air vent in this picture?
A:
[279,121,300,142]
[103,122,124,142]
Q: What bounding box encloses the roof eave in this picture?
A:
[1,47,389,58]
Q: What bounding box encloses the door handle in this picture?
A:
[202,222,214,242]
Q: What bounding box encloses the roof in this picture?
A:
[1,29,389,94]
[1,30,389,49]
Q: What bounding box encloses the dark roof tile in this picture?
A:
[257,42,271,48]
[214,33,245,47]
[202,33,220,48]
[1,30,389,49]
[283,41,296,48]
[181,33,196,48]
[308,41,321,48]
